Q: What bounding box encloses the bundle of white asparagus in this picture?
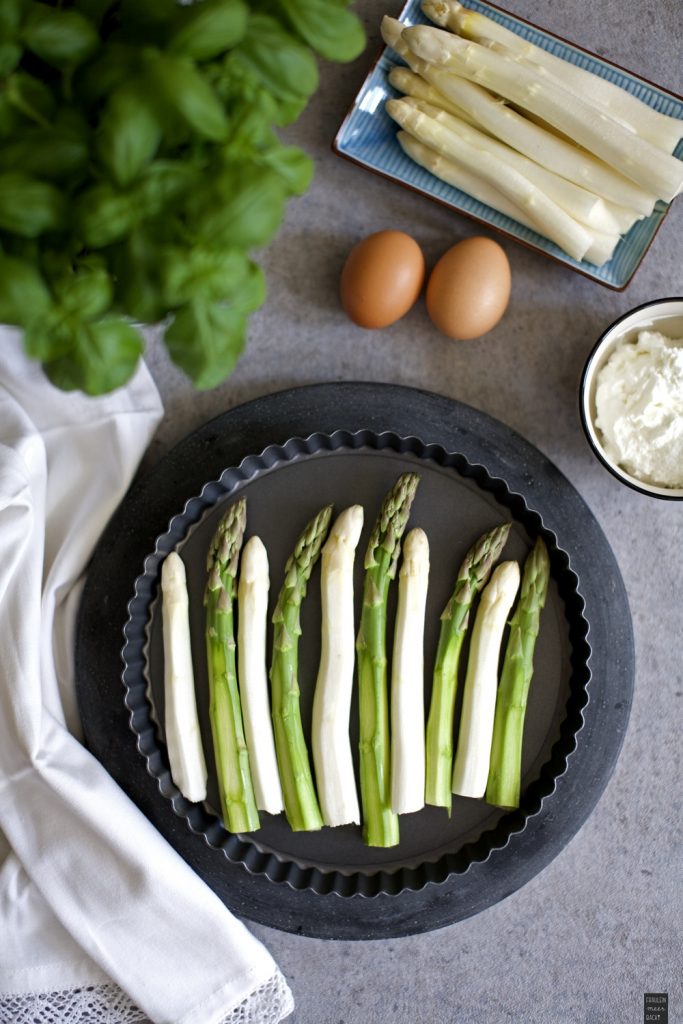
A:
[381,2,683,265]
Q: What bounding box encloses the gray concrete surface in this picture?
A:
[142,2,682,1021]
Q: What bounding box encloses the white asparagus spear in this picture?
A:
[422,0,683,153]
[413,66,657,215]
[395,132,619,265]
[161,552,208,802]
[400,95,621,234]
[451,559,520,799]
[403,25,683,200]
[312,505,364,827]
[237,535,284,815]
[388,66,480,129]
[381,17,656,214]
[600,198,645,235]
[386,97,595,261]
[390,528,430,815]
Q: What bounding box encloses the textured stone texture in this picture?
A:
[143,1,682,1020]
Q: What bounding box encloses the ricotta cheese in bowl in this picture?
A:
[595,331,683,488]
[580,298,683,499]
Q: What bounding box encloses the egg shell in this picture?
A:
[426,237,511,341]
[340,230,425,329]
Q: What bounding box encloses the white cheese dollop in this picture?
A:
[595,329,683,489]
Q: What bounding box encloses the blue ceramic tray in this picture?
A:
[333,0,683,290]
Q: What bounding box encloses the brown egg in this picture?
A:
[340,230,425,329]
[426,237,511,341]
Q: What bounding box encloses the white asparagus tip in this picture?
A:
[403,24,463,63]
[381,15,404,50]
[385,97,411,127]
[480,559,520,610]
[400,527,430,576]
[323,504,364,553]
[421,0,456,26]
[240,535,269,585]
[161,550,186,590]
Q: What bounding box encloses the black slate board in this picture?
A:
[75,383,634,939]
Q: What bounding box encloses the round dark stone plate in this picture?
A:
[75,383,634,939]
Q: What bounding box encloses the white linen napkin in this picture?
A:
[0,327,294,1024]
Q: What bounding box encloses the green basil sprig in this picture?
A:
[0,0,366,394]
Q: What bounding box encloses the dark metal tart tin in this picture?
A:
[76,383,634,939]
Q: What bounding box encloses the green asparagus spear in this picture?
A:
[205,498,260,834]
[270,505,333,832]
[485,537,550,809]
[424,522,511,809]
[357,473,420,847]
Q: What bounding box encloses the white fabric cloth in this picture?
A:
[0,328,294,1024]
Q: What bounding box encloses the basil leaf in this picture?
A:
[0,95,19,139]
[259,143,313,196]
[76,183,139,248]
[0,0,24,36]
[23,310,76,361]
[0,252,52,326]
[43,318,143,395]
[111,230,168,325]
[117,0,177,37]
[51,258,113,320]
[0,125,89,180]
[208,60,282,152]
[96,85,162,187]
[159,246,250,306]
[73,0,116,27]
[147,54,229,142]
[0,43,21,77]
[165,299,248,389]
[165,261,264,387]
[225,95,280,157]
[5,73,56,125]
[0,173,65,236]
[189,164,287,249]
[135,159,200,218]
[228,259,266,314]
[21,4,99,69]
[0,235,40,264]
[76,43,139,106]
[167,0,248,61]
[275,0,365,63]
[231,13,318,126]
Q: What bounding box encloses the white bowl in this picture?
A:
[580,298,683,500]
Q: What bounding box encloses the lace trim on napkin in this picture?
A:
[0,972,294,1024]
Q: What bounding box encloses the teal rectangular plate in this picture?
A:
[333,0,683,290]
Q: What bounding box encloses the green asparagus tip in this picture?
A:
[442,520,511,627]
[206,497,247,583]
[365,472,420,574]
[523,537,551,607]
[275,504,333,617]
[290,504,334,572]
